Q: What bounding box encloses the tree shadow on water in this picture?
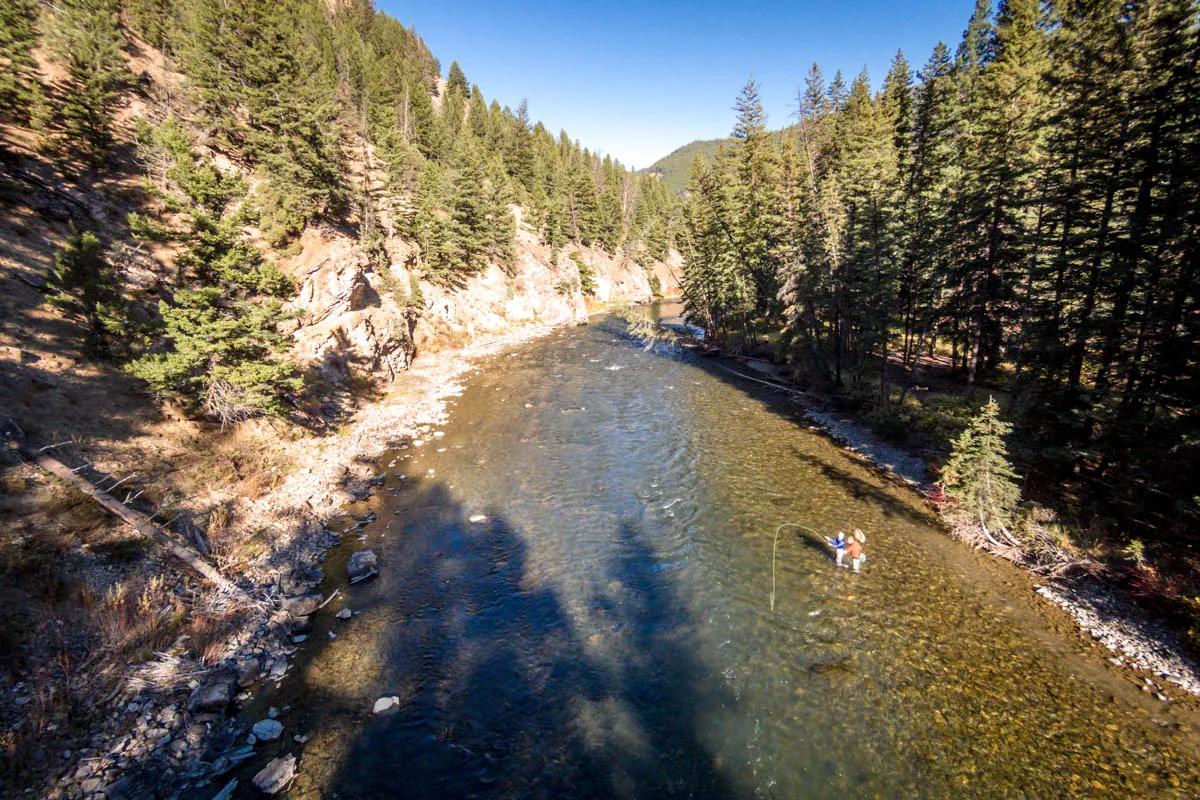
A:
[227,483,738,799]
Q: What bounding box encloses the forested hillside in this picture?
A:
[645,137,728,195]
[679,0,1198,561]
[1,0,679,420]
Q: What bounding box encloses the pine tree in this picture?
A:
[124,0,174,49]
[827,70,848,109]
[126,118,298,421]
[0,0,41,125]
[446,60,468,96]
[835,70,902,399]
[680,153,753,340]
[181,0,342,242]
[941,397,1023,537]
[468,84,490,140]
[881,50,914,176]
[729,79,782,320]
[47,228,124,356]
[128,289,301,423]
[957,0,1049,384]
[896,41,958,397]
[49,0,130,159]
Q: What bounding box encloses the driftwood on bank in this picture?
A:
[1,416,251,602]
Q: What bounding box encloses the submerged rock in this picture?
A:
[253,754,297,794]
[372,696,400,715]
[348,550,378,584]
[335,608,353,620]
[209,744,255,776]
[252,719,283,741]
[468,514,487,523]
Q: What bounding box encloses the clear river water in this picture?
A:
[227,305,1200,798]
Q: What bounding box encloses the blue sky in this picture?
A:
[378,1,975,168]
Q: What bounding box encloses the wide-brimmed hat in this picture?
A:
[853,528,866,543]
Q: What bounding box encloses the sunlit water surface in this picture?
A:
[226,305,1200,798]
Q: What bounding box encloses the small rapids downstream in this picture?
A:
[225,305,1200,798]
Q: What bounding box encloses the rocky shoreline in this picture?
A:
[43,320,572,800]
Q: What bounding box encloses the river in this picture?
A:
[229,304,1200,798]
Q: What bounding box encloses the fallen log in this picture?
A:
[2,417,251,602]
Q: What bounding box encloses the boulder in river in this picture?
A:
[252,719,283,741]
[253,754,297,794]
[347,550,378,584]
[187,671,236,713]
[373,696,400,715]
[468,514,487,523]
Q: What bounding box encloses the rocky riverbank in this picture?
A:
[40,320,574,800]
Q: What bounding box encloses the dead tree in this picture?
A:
[2,416,252,602]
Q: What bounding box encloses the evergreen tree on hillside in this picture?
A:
[447,60,468,96]
[567,160,601,244]
[408,81,448,160]
[0,0,41,125]
[127,118,298,422]
[129,289,301,424]
[124,0,174,49]
[47,228,124,356]
[468,84,490,140]
[181,0,342,242]
[827,70,848,109]
[49,0,129,158]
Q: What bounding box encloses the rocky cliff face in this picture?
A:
[283,207,681,384]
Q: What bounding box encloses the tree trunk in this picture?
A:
[2,421,251,602]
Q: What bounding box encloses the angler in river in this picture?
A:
[240,306,1200,799]
[827,528,867,571]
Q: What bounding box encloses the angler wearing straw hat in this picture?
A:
[845,529,867,572]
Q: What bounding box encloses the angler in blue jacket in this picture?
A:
[826,531,848,568]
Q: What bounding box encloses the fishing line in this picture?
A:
[770,522,825,611]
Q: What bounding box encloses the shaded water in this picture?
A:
[236,306,1200,798]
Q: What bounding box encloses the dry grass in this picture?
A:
[125,648,207,695]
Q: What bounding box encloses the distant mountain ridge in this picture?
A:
[644,126,797,195]
[643,138,728,195]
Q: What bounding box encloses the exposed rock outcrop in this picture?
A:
[283,210,680,386]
